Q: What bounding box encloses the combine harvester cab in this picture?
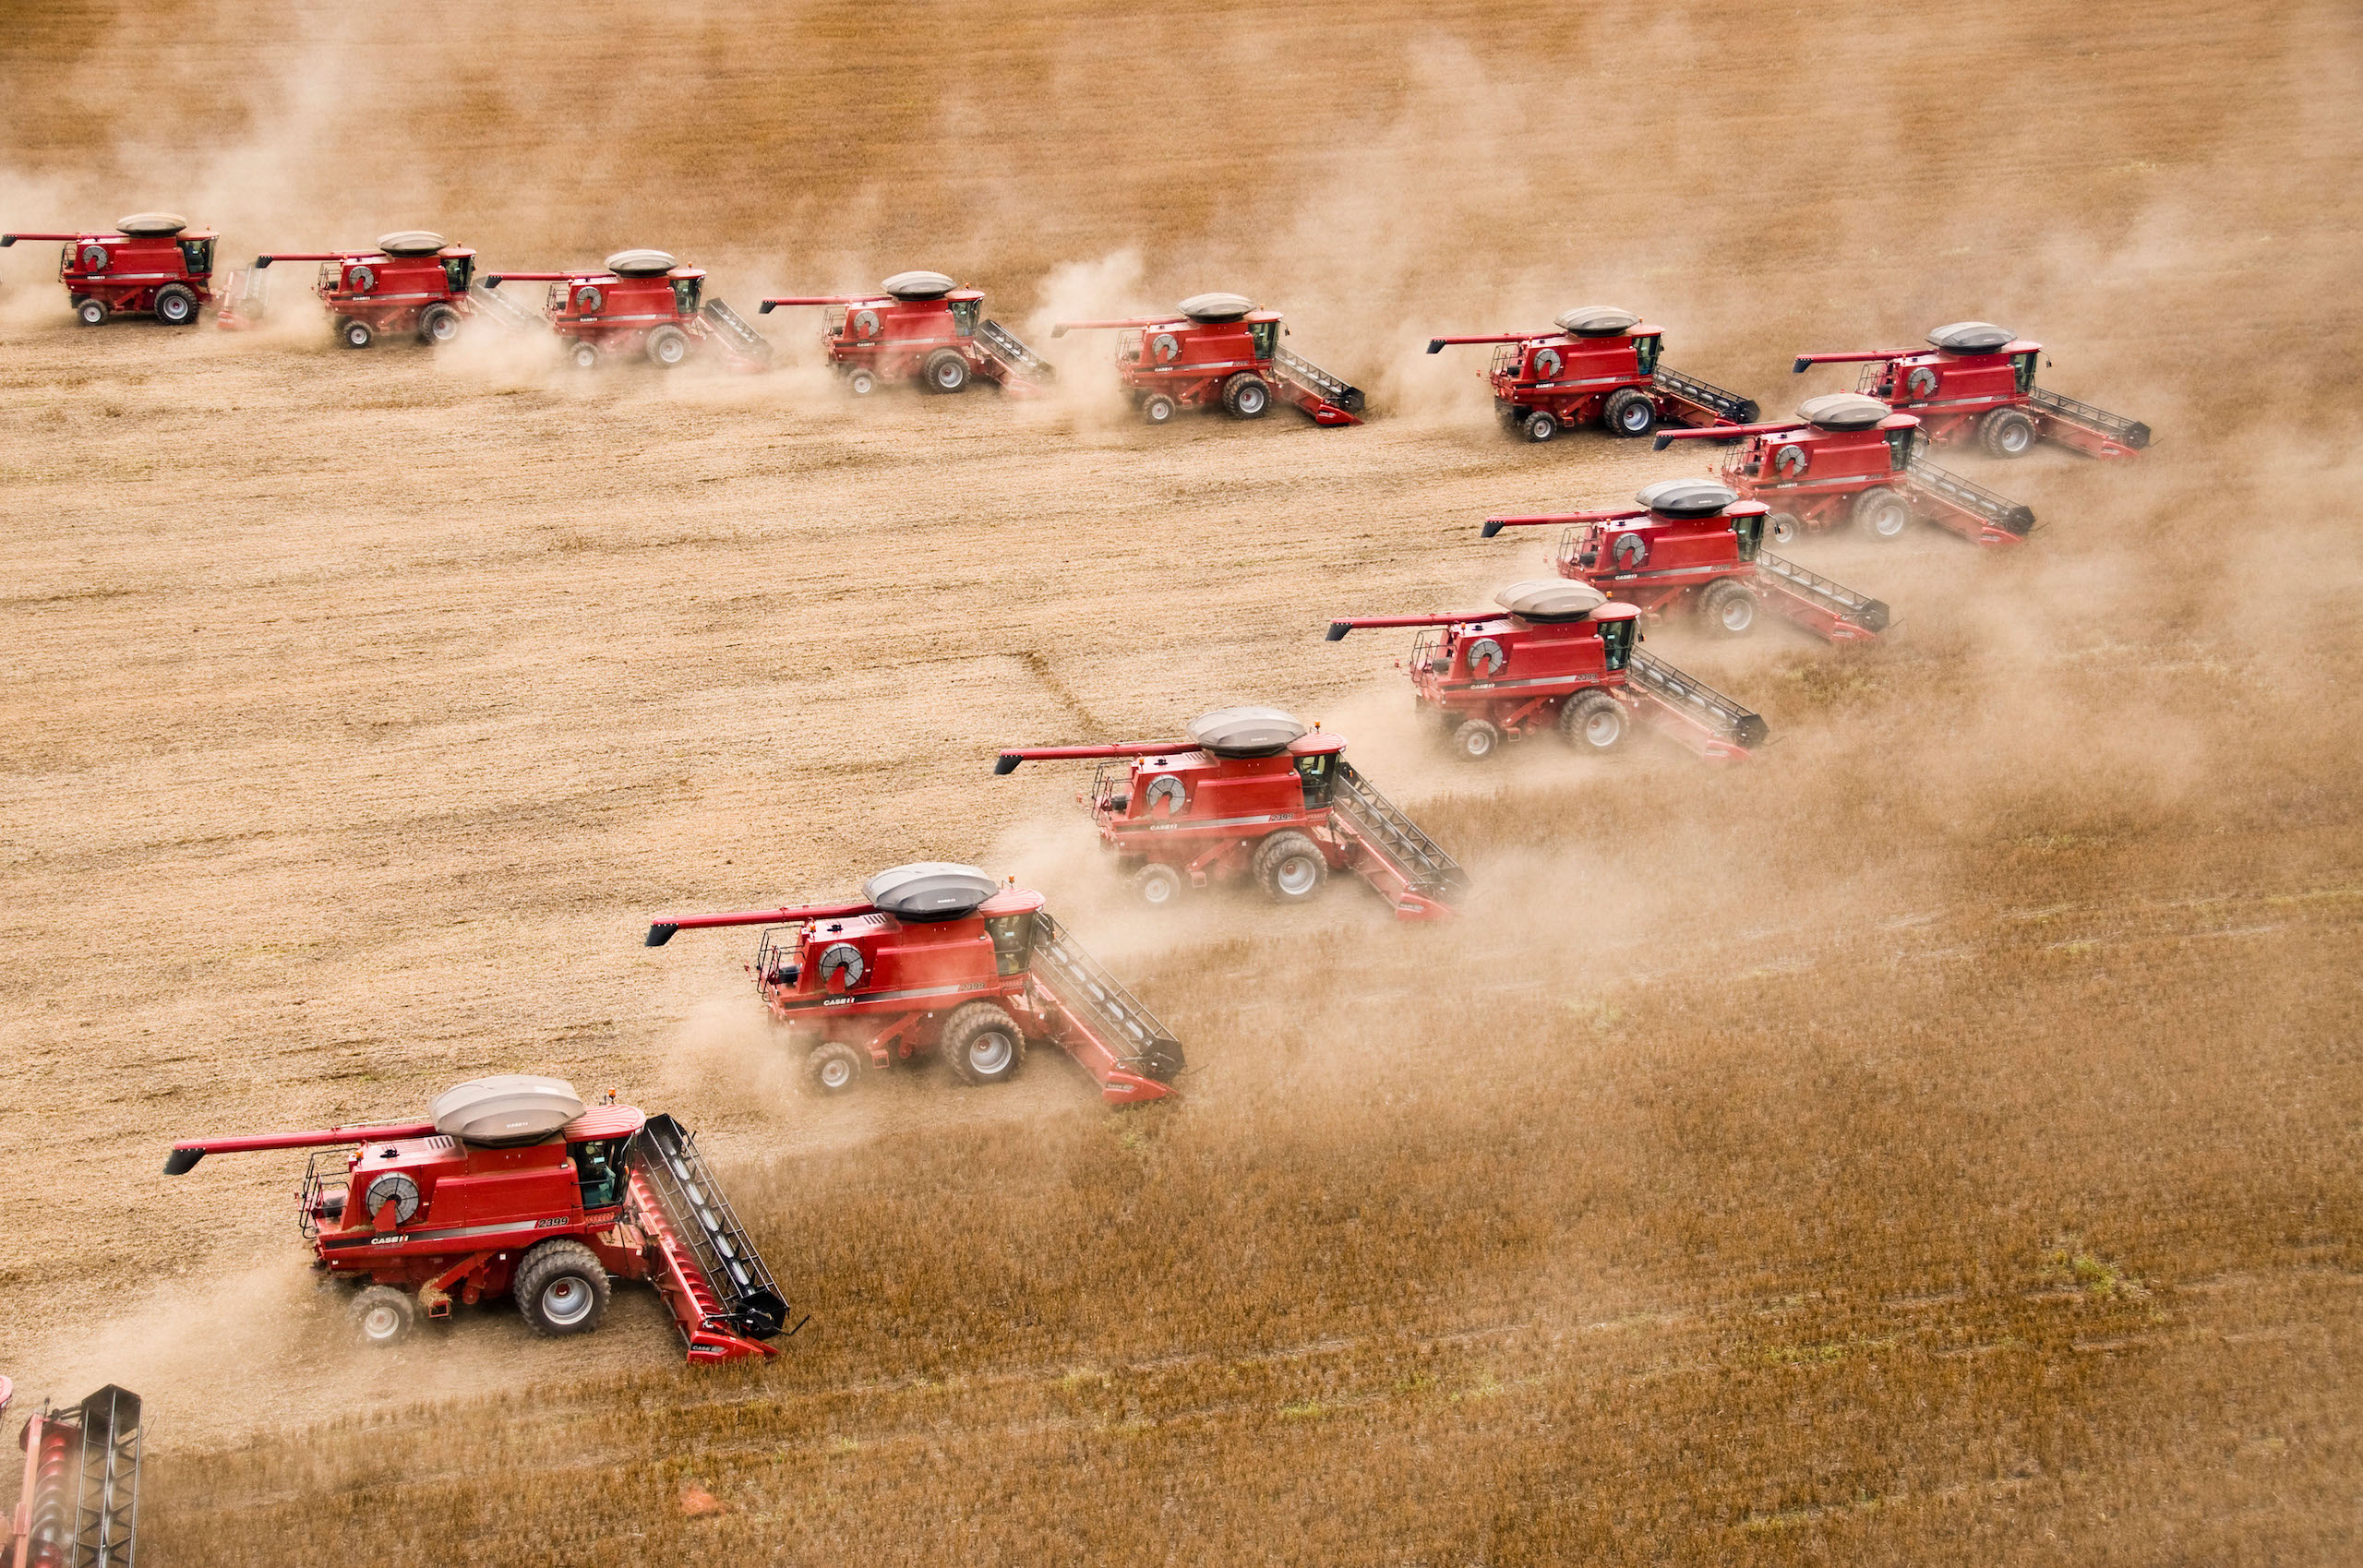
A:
[1793,320,2149,459]
[485,249,772,370]
[1426,304,1759,444]
[5,1381,140,1568]
[760,270,1053,397]
[162,1077,792,1363]
[1483,478,1890,644]
[217,231,484,348]
[1655,392,2035,547]
[1052,293,1363,425]
[648,863,1184,1104]
[996,707,1464,917]
[1,213,214,326]
[1327,581,1768,764]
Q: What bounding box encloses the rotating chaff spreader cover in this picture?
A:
[430,1075,584,1145]
[863,862,1001,921]
[1636,477,1742,517]
[1185,705,1308,757]
[1494,579,1608,622]
[1925,320,2016,354]
[1796,391,1892,430]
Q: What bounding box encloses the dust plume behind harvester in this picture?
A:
[1655,392,2036,547]
[759,270,1052,396]
[3,1379,139,1568]
[0,214,214,327]
[484,249,772,369]
[162,1077,792,1362]
[1793,320,2150,459]
[1426,305,1759,444]
[996,708,1465,917]
[1052,293,1364,425]
[1482,478,1891,645]
[213,231,499,348]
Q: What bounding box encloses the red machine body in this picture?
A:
[162,1085,792,1363]
[1053,293,1364,425]
[1484,478,1889,645]
[1326,581,1768,764]
[1792,320,2149,459]
[485,248,772,370]
[1654,392,2037,547]
[1,214,214,326]
[995,708,1464,917]
[1426,305,1758,443]
[648,865,1184,1104]
[760,270,1053,396]
[214,231,480,347]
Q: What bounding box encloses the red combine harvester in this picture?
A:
[1793,320,2149,459]
[758,270,1052,396]
[484,249,772,369]
[1051,293,1364,425]
[162,1077,793,1361]
[1654,392,2035,547]
[1426,304,1759,443]
[1482,478,1889,645]
[0,213,213,326]
[996,707,1465,917]
[1326,581,1769,764]
[4,1381,138,1568]
[213,230,488,347]
[648,863,1184,1103]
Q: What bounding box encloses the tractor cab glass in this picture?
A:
[1247,319,1277,359]
[2011,352,2036,393]
[1730,510,1764,561]
[179,237,211,273]
[1295,751,1337,808]
[572,1136,628,1209]
[672,276,702,315]
[1631,333,1661,375]
[1598,616,1636,670]
[1884,425,1915,472]
[950,298,979,337]
[985,913,1036,976]
[443,255,473,292]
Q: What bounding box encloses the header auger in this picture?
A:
[163,1077,792,1362]
[1053,293,1364,425]
[6,1381,139,1568]
[996,708,1464,917]
[760,270,1052,397]
[1,213,214,326]
[1793,320,2149,459]
[214,230,485,348]
[648,864,1184,1105]
[485,249,772,370]
[1427,304,1759,444]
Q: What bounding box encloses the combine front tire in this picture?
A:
[1253,831,1328,903]
[417,303,461,345]
[645,325,690,368]
[1698,579,1757,637]
[1521,410,1557,443]
[339,317,374,350]
[1221,373,1270,419]
[350,1286,416,1347]
[1132,862,1185,908]
[941,1001,1025,1086]
[1601,388,1657,437]
[805,1040,866,1095]
[1852,487,1912,541]
[75,297,109,327]
[1558,690,1627,752]
[1980,406,2036,458]
[1451,717,1502,760]
[153,283,198,326]
[923,349,971,393]
[1141,392,1177,425]
[515,1239,611,1337]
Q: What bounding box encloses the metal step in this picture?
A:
[467,281,546,334]
[2027,386,2150,449]
[1274,345,1364,413]
[1627,650,1769,749]
[1030,911,1184,1082]
[626,1114,790,1346]
[1652,365,1759,425]
[1756,550,1890,632]
[701,297,773,361]
[978,318,1055,381]
[1906,457,2035,536]
[1331,759,1466,899]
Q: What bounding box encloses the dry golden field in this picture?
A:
[2,0,2360,1562]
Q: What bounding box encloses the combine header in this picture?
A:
[1327,581,1768,764]
[1483,478,1889,644]
[4,1381,139,1568]
[485,249,772,369]
[214,230,482,347]
[648,863,1183,1104]
[1655,391,2035,547]
[1,213,213,326]
[759,270,1052,396]
[1426,305,1758,443]
[996,707,1464,917]
[1052,293,1363,425]
[1793,320,2149,459]
[162,1077,792,1362]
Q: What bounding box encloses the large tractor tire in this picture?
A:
[923,348,971,393]
[804,1040,867,1095]
[152,283,198,326]
[1557,690,1627,752]
[1601,387,1658,437]
[350,1285,416,1347]
[515,1239,611,1337]
[941,1000,1025,1086]
[1252,831,1328,903]
[1980,405,2037,458]
[1852,486,1912,541]
[1220,373,1270,418]
[1698,578,1758,637]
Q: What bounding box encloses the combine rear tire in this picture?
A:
[1698,579,1757,637]
[1521,410,1557,443]
[846,367,878,395]
[1221,373,1270,419]
[153,283,198,326]
[416,303,461,345]
[1141,392,1177,425]
[805,1040,866,1095]
[1558,690,1627,752]
[941,1000,1025,1086]
[515,1239,610,1337]
[1980,406,2036,458]
[339,317,374,350]
[1602,388,1657,437]
[1451,717,1502,760]
[645,325,690,368]
[1253,831,1328,903]
[350,1285,416,1347]
[1852,487,1912,541]
[923,349,971,393]
[1132,862,1185,908]
[570,341,600,370]
[75,297,109,327]
[1768,511,1803,545]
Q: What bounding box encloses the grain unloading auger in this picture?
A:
[1052,293,1363,425]
[162,1078,792,1362]
[995,708,1464,917]
[1793,320,2149,459]
[759,270,1052,396]
[4,1381,138,1568]
[648,863,1184,1104]
[1426,304,1758,443]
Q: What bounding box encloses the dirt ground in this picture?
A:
[2,1,2359,1562]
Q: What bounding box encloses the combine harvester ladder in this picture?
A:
[977,318,1055,384]
[1625,650,1769,761]
[1329,759,1466,916]
[624,1114,795,1362]
[700,298,774,365]
[1651,365,1759,426]
[1753,551,1889,642]
[467,281,549,334]
[1903,456,2036,543]
[1273,345,1365,424]
[2025,386,2151,458]
[1028,911,1185,1102]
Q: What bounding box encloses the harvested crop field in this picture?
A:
[2,1,2358,1562]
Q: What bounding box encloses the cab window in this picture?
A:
[444,256,473,292]
[1632,333,1661,375]
[950,298,979,337]
[2011,352,2036,394]
[1884,426,1914,472]
[985,913,1036,976]
[1599,619,1635,671]
[1295,752,1337,808]
[572,1137,628,1210]
[1247,320,1277,359]
[1731,512,1764,562]
[672,277,702,314]
[179,237,213,274]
